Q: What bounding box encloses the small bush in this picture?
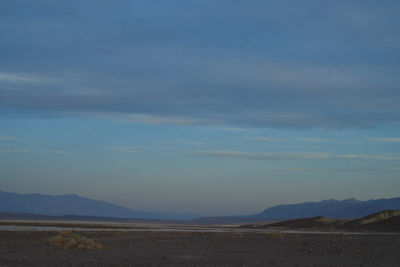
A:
[265,232,283,239]
[234,231,243,237]
[118,231,130,236]
[46,230,103,250]
[340,233,353,240]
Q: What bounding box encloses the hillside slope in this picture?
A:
[0,190,198,220]
[244,210,400,232]
[344,210,400,232]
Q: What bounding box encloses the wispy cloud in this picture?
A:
[174,140,204,146]
[191,150,400,161]
[266,167,400,172]
[244,136,359,144]
[0,135,20,141]
[267,167,328,171]
[191,151,329,160]
[222,127,249,133]
[0,72,46,84]
[332,154,400,161]
[299,138,328,143]
[297,138,359,144]
[368,138,400,143]
[93,113,218,126]
[100,146,176,152]
[0,149,70,154]
[244,136,287,142]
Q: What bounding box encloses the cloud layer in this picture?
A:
[1,0,399,128]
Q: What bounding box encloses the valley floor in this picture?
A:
[1,229,400,266]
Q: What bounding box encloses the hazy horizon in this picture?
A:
[1,1,400,216]
[2,189,399,217]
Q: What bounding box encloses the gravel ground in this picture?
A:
[0,230,399,266]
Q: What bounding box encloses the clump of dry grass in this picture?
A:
[117,230,130,236]
[46,230,103,250]
[234,231,244,237]
[265,232,283,239]
[340,233,353,240]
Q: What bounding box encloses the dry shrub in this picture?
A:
[266,232,283,239]
[234,231,244,237]
[301,241,310,247]
[179,231,189,237]
[46,230,103,250]
[341,234,353,240]
[118,231,130,236]
[179,231,204,237]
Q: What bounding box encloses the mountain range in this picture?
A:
[0,190,199,220]
[253,197,400,219]
[1,190,400,221]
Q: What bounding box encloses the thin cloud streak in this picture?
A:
[0,135,19,141]
[100,146,176,152]
[174,140,204,146]
[191,150,400,161]
[244,136,287,142]
[333,154,400,160]
[0,72,51,84]
[92,113,220,126]
[369,138,400,143]
[299,138,328,143]
[222,127,249,133]
[244,136,359,144]
[191,151,328,160]
[265,167,399,172]
[0,149,70,154]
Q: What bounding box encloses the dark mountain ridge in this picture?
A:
[253,197,400,219]
[243,210,400,232]
[0,190,199,220]
[2,190,399,222]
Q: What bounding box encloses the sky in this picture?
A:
[0,0,400,216]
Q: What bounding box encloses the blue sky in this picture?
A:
[1,0,400,215]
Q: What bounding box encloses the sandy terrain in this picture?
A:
[1,229,400,266]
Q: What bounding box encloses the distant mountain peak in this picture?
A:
[343,197,358,202]
[64,194,79,197]
[321,199,339,203]
[253,197,400,219]
[0,190,199,220]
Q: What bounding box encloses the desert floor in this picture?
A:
[0,227,400,266]
[1,229,400,266]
